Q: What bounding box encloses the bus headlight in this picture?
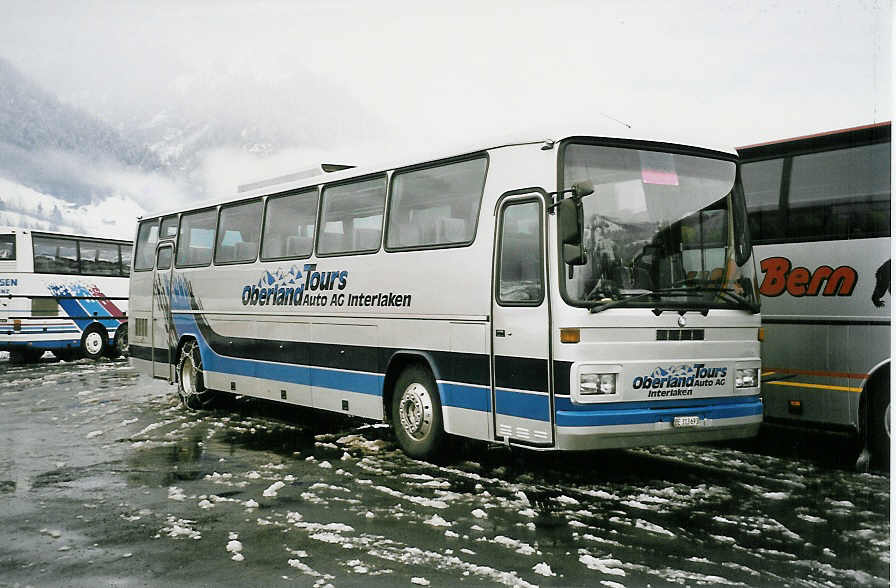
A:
[581,372,617,395]
[735,368,758,388]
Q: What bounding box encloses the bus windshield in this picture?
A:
[562,143,757,312]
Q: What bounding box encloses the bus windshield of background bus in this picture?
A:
[562,144,757,310]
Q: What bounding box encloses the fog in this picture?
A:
[0,0,889,233]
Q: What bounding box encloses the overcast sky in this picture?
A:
[0,0,890,230]
[2,0,889,144]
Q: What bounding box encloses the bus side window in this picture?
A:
[176,209,217,267]
[261,189,318,260]
[318,177,386,256]
[134,220,160,271]
[121,245,133,276]
[741,158,784,244]
[0,235,16,260]
[160,215,179,240]
[215,200,262,264]
[787,142,891,242]
[32,236,78,274]
[387,156,487,250]
[497,200,544,305]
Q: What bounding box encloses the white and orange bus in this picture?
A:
[739,122,891,468]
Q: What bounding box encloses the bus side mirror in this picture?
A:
[557,198,586,266]
[571,180,594,199]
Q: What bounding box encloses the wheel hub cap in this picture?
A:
[399,383,432,440]
[85,332,102,354]
[885,402,891,440]
[181,356,195,397]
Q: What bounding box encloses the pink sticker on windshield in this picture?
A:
[640,152,680,185]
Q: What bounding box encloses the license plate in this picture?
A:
[673,415,702,428]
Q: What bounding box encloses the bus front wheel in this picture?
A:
[391,365,444,459]
[10,349,43,364]
[177,340,215,410]
[80,324,107,360]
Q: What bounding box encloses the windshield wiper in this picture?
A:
[589,285,759,314]
[716,287,760,314]
[590,287,703,314]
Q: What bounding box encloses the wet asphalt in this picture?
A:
[0,357,889,587]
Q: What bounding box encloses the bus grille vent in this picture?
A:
[135,318,148,337]
[656,329,704,341]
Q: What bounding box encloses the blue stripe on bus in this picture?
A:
[72,294,120,331]
[495,389,551,422]
[439,382,491,412]
[170,311,761,428]
[554,394,760,412]
[556,397,763,427]
[14,329,80,334]
[0,339,80,350]
[55,297,93,331]
[175,314,383,395]
[202,347,383,396]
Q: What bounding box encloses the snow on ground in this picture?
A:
[1,358,889,586]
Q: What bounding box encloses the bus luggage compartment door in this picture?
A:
[491,193,554,446]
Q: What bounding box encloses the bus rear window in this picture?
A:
[134,220,160,271]
[0,235,15,260]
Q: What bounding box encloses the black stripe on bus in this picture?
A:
[189,312,492,387]
[763,318,891,327]
[129,344,174,363]
[553,361,573,397]
[494,355,549,394]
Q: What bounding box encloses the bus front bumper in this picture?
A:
[554,396,763,451]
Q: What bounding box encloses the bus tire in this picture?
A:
[868,371,890,470]
[177,340,215,410]
[391,364,444,459]
[80,324,107,360]
[10,349,42,364]
[107,325,128,358]
[53,348,79,362]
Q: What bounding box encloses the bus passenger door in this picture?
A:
[491,192,554,446]
[151,244,174,381]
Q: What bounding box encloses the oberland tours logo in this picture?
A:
[241,264,412,309]
[632,363,727,398]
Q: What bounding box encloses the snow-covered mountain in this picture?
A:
[0,177,137,240]
[0,55,387,234]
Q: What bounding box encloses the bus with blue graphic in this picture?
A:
[0,227,131,363]
[128,130,763,458]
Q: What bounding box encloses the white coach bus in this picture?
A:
[129,130,763,458]
[738,122,891,468]
[0,227,131,363]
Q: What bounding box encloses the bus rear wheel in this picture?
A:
[391,364,444,459]
[107,325,128,358]
[868,371,890,470]
[177,340,215,410]
[80,324,107,360]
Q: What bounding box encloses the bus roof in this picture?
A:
[738,121,891,152]
[0,226,132,245]
[139,127,738,220]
